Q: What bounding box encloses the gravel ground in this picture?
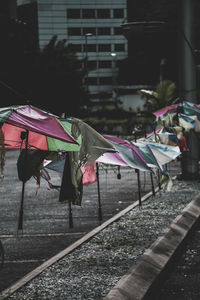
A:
[5,179,200,300]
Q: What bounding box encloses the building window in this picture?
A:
[97,27,111,35]
[113,9,124,19]
[83,28,96,36]
[99,77,112,85]
[67,9,80,19]
[70,44,82,52]
[87,61,97,69]
[87,77,98,85]
[99,61,112,68]
[114,44,125,52]
[98,44,111,52]
[82,9,95,19]
[68,28,81,36]
[97,9,110,19]
[114,27,123,35]
[83,44,97,52]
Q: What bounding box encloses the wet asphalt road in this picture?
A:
[0,150,179,293]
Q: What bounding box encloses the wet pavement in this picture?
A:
[0,150,179,293]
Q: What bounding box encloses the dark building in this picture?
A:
[0,0,38,106]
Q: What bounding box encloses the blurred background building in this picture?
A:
[1,0,199,112]
[18,0,128,104]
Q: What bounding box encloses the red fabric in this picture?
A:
[81,163,97,186]
[2,123,48,150]
[177,136,188,152]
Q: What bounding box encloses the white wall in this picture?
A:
[119,94,146,112]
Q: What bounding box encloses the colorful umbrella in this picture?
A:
[153,101,200,120]
[96,151,129,167]
[0,105,80,151]
[0,105,81,232]
[153,103,181,117]
[142,142,181,165]
[133,141,166,173]
[102,135,151,172]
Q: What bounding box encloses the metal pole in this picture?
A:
[134,131,142,205]
[18,130,29,232]
[68,199,73,228]
[135,169,142,206]
[179,0,199,179]
[179,0,196,102]
[150,172,155,196]
[63,113,73,228]
[157,169,161,190]
[96,163,102,223]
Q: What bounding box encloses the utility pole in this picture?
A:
[179,0,199,179]
[179,0,197,102]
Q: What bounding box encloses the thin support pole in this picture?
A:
[68,199,73,228]
[18,130,29,232]
[150,172,155,196]
[135,169,142,206]
[96,163,102,223]
[157,169,161,190]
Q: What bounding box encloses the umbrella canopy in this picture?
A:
[96,151,129,167]
[141,141,181,165]
[99,135,151,172]
[0,105,79,151]
[153,101,200,119]
[153,103,180,117]
[133,141,165,172]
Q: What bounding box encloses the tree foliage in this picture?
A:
[0,32,86,117]
[138,80,177,112]
[31,35,87,116]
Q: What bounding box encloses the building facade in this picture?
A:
[18,0,128,97]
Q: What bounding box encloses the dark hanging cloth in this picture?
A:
[59,152,83,206]
[17,150,49,183]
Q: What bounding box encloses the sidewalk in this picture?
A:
[0,149,163,294]
[2,175,200,299]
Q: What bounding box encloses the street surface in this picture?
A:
[0,149,179,292]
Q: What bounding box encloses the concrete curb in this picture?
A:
[104,193,200,300]
[0,188,158,299]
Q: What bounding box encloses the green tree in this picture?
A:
[31,35,87,116]
[0,33,87,117]
[138,80,178,112]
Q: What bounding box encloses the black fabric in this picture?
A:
[17,150,48,183]
[59,152,83,205]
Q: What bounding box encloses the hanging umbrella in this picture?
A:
[133,141,166,173]
[153,103,181,117]
[0,105,79,151]
[102,135,151,172]
[96,151,129,167]
[0,105,81,232]
[141,141,181,165]
[153,101,200,119]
